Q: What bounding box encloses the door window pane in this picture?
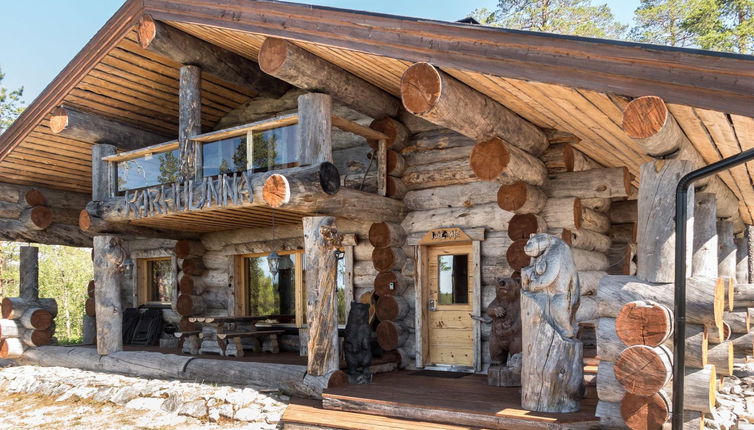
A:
[336,253,346,325]
[437,254,469,305]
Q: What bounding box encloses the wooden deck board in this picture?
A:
[321,371,598,430]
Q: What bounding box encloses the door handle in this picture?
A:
[428,299,437,312]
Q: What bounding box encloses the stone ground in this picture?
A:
[0,365,289,429]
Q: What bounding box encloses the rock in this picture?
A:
[110,386,140,405]
[178,399,207,419]
[235,405,264,422]
[161,392,182,413]
[125,396,165,411]
[217,403,235,419]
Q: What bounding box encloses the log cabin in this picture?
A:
[1,1,754,429]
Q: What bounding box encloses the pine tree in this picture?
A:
[630,0,697,46]
[0,67,25,134]
[470,0,628,39]
[683,0,754,53]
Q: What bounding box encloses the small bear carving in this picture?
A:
[487,277,523,365]
[344,302,373,384]
[521,233,580,339]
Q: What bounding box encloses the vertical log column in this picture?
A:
[297,93,333,166]
[92,143,123,355]
[692,193,718,279]
[179,65,202,181]
[304,216,343,376]
[93,236,125,355]
[19,247,39,302]
[736,234,749,284]
[637,160,695,283]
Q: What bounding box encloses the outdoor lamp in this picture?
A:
[268,251,281,276]
[121,257,134,279]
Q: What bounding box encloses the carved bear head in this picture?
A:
[524,233,554,258]
[496,277,521,302]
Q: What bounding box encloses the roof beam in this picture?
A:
[258,38,400,120]
[49,105,172,151]
[137,15,290,99]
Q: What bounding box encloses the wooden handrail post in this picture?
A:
[179,65,202,181]
[92,144,116,201]
[297,93,333,166]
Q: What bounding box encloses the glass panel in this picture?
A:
[202,136,247,177]
[336,252,346,325]
[437,254,469,305]
[250,125,299,172]
[117,149,180,192]
[148,259,174,303]
[246,254,296,317]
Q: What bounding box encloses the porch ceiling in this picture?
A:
[128,205,307,233]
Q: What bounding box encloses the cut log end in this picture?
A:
[497,181,528,212]
[25,206,53,230]
[258,37,291,75]
[400,62,442,115]
[48,107,70,134]
[508,213,547,240]
[87,280,95,298]
[136,15,157,49]
[622,96,668,139]
[615,301,673,347]
[79,209,93,231]
[620,391,670,430]
[469,137,510,181]
[25,308,53,330]
[376,320,404,351]
[262,174,291,208]
[24,189,47,207]
[1,298,14,319]
[614,345,672,396]
[368,117,408,149]
[368,222,406,248]
[85,297,96,317]
[506,239,530,271]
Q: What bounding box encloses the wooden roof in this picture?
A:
[3,0,754,221]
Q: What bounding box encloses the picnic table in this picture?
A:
[175,315,292,357]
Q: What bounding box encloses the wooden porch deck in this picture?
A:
[282,369,600,430]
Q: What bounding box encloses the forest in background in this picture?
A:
[0,243,92,344]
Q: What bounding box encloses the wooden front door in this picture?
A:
[426,243,474,368]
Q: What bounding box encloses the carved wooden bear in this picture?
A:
[487,277,523,365]
[344,302,373,384]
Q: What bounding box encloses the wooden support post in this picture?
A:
[179,65,202,181]
[304,217,343,376]
[748,225,754,284]
[692,193,718,279]
[92,144,116,201]
[50,105,171,150]
[377,139,387,197]
[82,315,96,345]
[93,236,125,355]
[718,219,737,282]
[637,160,694,283]
[297,93,333,166]
[19,246,39,302]
[736,234,749,284]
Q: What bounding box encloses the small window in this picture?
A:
[336,252,346,325]
[137,257,175,305]
[437,254,469,305]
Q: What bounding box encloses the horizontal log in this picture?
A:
[2,297,57,320]
[555,228,611,253]
[22,329,53,347]
[607,243,637,276]
[174,240,206,259]
[581,197,611,212]
[725,309,751,333]
[731,332,753,357]
[79,207,198,240]
[375,295,410,322]
[368,118,409,151]
[609,223,637,244]
[176,294,206,317]
[614,345,672,395]
[615,301,673,347]
[733,283,754,308]
[621,391,670,430]
[374,271,411,296]
[469,137,548,184]
[581,207,610,234]
[21,206,53,231]
[49,105,171,150]
[541,197,581,230]
[371,247,407,272]
[259,37,397,118]
[376,320,409,351]
[707,341,733,376]
[369,222,406,248]
[622,96,739,219]
[506,239,530,271]
[541,143,599,173]
[598,276,724,337]
[572,248,609,272]
[0,219,92,248]
[0,319,24,338]
[579,271,607,296]
[543,167,631,199]
[262,163,341,207]
[0,338,26,358]
[181,258,206,277]
[139,16,288,98]
[608,200,637,224]
[497,181,547,214]
[401,63,548,156]
[20,308,53,331]
[85,297,96,317]
[403,182,499,211]
[401,203,511,234]
[576,295,598,322]
[386,176,407,199]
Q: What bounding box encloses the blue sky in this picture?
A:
[0,0,639,104]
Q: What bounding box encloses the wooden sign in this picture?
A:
[419,227,471,245]
[121,171,254,219]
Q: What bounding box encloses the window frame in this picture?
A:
[136,256,176,306]
[234,250,306,327]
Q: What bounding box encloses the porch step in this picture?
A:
[282,403,478,430]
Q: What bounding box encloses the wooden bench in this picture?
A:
[215,330,285,357]
[174,330,201,355]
